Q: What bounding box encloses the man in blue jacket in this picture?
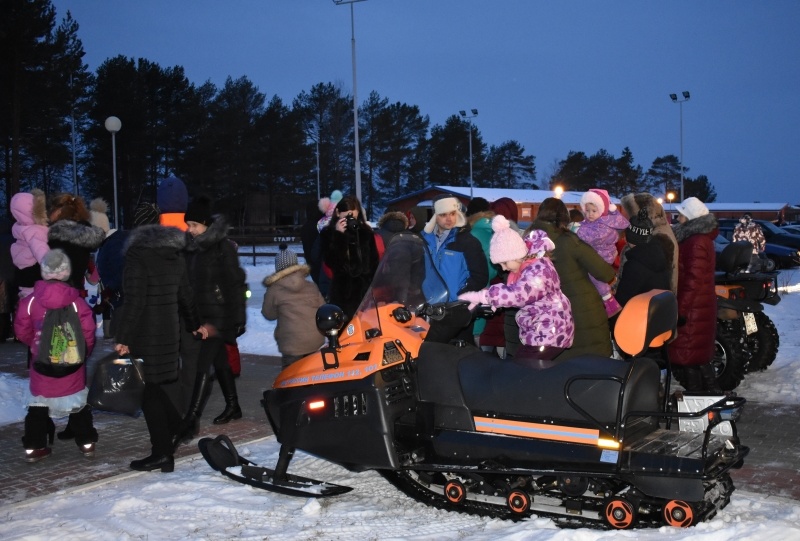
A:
[421,195,488,344]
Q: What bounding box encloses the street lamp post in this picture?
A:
[459,109,478,198]
[667,191,675,215]
[669,91,690,202]
[104,116,121,229]
[333,0,367,203]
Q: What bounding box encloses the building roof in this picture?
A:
[390,186,792,212]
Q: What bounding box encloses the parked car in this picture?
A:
[717,218,800,251]
[780,224,800,235]
[716,229,800,269]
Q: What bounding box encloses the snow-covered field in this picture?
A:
[1,257,799,540]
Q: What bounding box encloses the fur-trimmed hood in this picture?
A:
[620,192,669,230]
[47,219,106,250]
[124,223,187,253]
[263,263,310,287]
[10,189,48,226]
[184,214,230,252]
[672,213,718,243]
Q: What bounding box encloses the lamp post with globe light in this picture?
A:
[104,116,121,229]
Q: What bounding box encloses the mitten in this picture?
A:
[458,290,489,310]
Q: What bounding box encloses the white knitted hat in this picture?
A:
[676,197,709,220]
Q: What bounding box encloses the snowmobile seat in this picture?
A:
[458,354,659,427]
[614,289,678,357]
[716,240,752,275]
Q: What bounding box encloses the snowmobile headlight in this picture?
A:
[308,400,326,411]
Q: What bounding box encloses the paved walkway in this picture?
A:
[1,340,798,507]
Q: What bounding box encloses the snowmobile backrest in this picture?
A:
[717,240,752,274]
[614,289,677,357]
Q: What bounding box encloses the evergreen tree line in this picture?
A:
[1,0,716,227]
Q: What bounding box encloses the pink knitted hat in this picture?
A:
[489,215,527,264]
[580,188,617,216]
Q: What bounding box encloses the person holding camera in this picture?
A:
[319,195,381,322]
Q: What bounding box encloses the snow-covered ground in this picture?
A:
[1,257,799,540]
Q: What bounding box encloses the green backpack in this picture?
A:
[28,297,87,377]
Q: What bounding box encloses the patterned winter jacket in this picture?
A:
[576,211,630,264]
[485,257,574,349]
[732,221,766,255]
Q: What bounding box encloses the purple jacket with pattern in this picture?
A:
[485,257,574,349]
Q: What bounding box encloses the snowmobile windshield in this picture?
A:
[353,232,450,332]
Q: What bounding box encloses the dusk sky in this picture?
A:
[51,1,800,204]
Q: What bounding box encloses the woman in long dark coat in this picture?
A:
[175,195,247,446]
[523,197,617,361]
[667,197,720,392]
[114,203,203,472]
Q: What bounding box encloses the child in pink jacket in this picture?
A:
[10,189,50,298]
[14,249,97,463]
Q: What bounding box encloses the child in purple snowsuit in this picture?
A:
[577,189,629,317]
[459,216,574,365]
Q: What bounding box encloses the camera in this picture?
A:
[345,214,358,231]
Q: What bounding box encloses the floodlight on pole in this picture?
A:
[459,109,478,198]
[669,91,690,202]
[333,0,367,204]
[104,116,122,229]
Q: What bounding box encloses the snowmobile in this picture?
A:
[710,240,781,390]
[201,232,749,530]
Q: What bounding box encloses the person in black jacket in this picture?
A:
[114,203,204,472]
[614,209,674,308]
[319,195,380,322]
[174,195,247,448]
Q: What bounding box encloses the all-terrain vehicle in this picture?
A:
[711,240,781,390]
[201,233,748,530]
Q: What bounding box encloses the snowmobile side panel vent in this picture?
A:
[354,352,371,361]
[334,393,368,418]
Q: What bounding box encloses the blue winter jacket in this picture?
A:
[421,226,488,302]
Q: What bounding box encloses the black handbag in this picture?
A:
[88,353,145,416]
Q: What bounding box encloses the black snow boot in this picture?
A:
[23,406,54,462]
[69,405,98,456]
[173,372,212,451]
[212,367,242,425]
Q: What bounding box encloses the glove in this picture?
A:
[458,290,489,310]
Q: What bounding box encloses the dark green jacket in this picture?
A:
[527,220,616,360]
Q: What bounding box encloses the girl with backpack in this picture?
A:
[14,249,97,462]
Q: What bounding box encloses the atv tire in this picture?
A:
[712,321,748,391]
[746,312,779,371]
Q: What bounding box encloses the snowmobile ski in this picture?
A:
[198,435,352,497]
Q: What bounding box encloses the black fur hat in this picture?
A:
[184,195,214,226]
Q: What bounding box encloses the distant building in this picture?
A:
[385,186,617,227]
[386,186,800,226]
